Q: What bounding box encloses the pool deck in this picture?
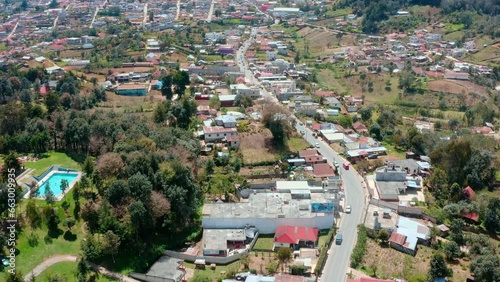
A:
[23,169,83,201]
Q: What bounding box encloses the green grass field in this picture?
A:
[253,234,274,251]
[185,260,241,282]
[36,261,118,282]
[0,190,84,281]
[287,137,310,153]
[24,152,82,177]
[318,229,331,249]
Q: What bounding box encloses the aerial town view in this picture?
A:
[0,0,499,281]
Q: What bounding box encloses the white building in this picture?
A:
[202,191,335,234]
[230,84,260,99]
[272,7,301,17]
[203,126,238,142]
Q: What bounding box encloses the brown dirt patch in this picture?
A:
[240,129,279,164]
[247,252,279,275]
[428,80,487,97]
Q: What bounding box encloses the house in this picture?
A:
[219,95,237,107]
[131,256,186,282]
[202,229,247,256]
[226,135,240,149]
[389,216,430,255]
[298,149,326,165]
[444,71,469,80]
[215,115,237,128]
[324,97,341,109]
[472,126,494,134]
[462,186,475,200]
[374,165,408,201]
[273,225,319,250]
[230,84,260,99]
[312,163,335,178]
[116,84,148,96]
[203,126,238,142]
[45,65,64,76]
[352,122,368,134]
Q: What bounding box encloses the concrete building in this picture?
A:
[202,229,248,256]
[115,84,148,96]
[215,115,237,128]
[202,191,335,234]
[272,7,301,17]
[230,84,260,99]
[131,256,186,282]
[203,126,238,142]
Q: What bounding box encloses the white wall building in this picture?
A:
[202,191,335,234]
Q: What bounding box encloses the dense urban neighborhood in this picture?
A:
[0,0,499,282]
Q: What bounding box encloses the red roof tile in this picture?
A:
[389,232,407,245]
[274,226,319,244]
[313,163,335,177]
[463,186,475,199]
[298,149,318,158]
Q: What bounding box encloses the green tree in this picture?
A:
[450,218,465,245]
[64,218,76,232]
[45,183,55,204]
[161,74,173,99]
[1,151,21,180]
[209,95,220,109]
[277,247,292,271]
[49,0,59,8]
[377,229,390,245]
[443,241,461,260]
[484,198,500,233]
[60,179,69,195]
[81,234,102,261]
[6,270,24,282]
[358,107,372,121]
[172,70,190,95]
[101,230,121,263]
[106,180,130,206]
[26,200,42,228]
[428,253,450,281]
[128,173,153,204]
[470,254,500,282]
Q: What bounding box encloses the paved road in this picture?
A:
[7,21,19,39]
[206,0,215,22]
[142,3,148,26]
[294,124,366,282]
[175,0,181,21]
[237,25,367,282]
[89,7,99,28]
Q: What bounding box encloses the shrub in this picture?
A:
[267,262,277,274]
[350,225,368,268]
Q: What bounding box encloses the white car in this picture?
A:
[345,205,351,214]
[315,143,320,148]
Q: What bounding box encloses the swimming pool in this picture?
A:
[39,172,78,197]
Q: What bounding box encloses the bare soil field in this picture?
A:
[360,238,470,281]
[428,80,488,97]
[240,129,279,164]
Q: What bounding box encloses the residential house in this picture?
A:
[389,216,430,255]
[230,84,260,99]
[324,97,341,109]
[462,186,475,200]
[215,115,237,128]
[219,95,237,107]
[472,126,494,134]
[202,229,247,256]
[273,225,319,250]
[203,126,238,142]
[226,135,241,149]
[312,163,335,178]
[444,71,469,80]
[352,122,368,134]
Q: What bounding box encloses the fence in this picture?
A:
[369,199,437,223]
[163,232,260,265]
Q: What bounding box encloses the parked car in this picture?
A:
[315,142,320,148]
[345,205,351,213]
[367,154,378,159]
[335,233,343,245]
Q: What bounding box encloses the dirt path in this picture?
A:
[23,255,140,282]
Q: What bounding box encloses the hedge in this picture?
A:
[350,225,368,268]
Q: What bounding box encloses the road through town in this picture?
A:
[237,27,367,282]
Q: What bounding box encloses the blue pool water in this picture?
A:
[39,172,78,197]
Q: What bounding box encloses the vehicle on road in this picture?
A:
[343,162,350,170]
[315,142,320,148]
[335,233,343,245]
[334,161,339,168]
[300,130,305,135]
[345,205,351,214]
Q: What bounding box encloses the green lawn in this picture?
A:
[253,234,274,251]
[317,229,331,249]
[24,152,82,177]
[185,260,241,282]
[381,141,406,159]
[0,190,85,281]
[36,261,118,282]
[287,137,310,153]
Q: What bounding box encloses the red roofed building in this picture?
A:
[298,149,318,158]
[462,186,475,200]
[352,122,368,134]
[273,225,319,250]
[462,212,480,223]
[312,163,335,178]
[40,85,49,95]
[314,89,335,97]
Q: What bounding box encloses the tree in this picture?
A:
[161,74,173,99]
[428,253,450,281]
[128,173,152,204]
[149,11,154,22]
[205,159,215,174]
[26,200,42,228]
[82,156,95,176]
[64,218,76,232]
[45,183,55,204]
[377,229,390,245]
[483,197,500,233]
[60,179,69,195]
[369,123,382,141]
[1,151,21,180]
[443,241,461,260]
[449,218,465,245]
[150,191,170,219]
[102,230,121,263]
[21,0,28,10]
[6,270,24,282]
[106,180,130,206]
[449,183,462,203]
[209,95,220,110]
[470,254,500,282]
[172,70,190,95]
[277,247,292,271]
[262,103,293,148]
[95,152,124,179]
[358,107,372,121]
[81,234,102,261]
